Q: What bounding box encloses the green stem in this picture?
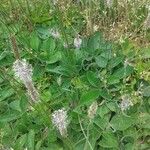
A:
[62,137,74,150]
[78,115,93,150]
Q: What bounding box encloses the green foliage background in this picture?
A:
[0,0,150,149]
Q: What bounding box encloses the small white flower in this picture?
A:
[52,108,68,137]
[88,101,98,120]
[120,95,133,111]
[74,35,82,49]
[57,76,62,86]
[106,0,113,8]
[52,0,58,5]
[13,59,32,83]
[49,29,60,39]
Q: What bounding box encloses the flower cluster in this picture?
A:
[74,35,82,49]
[88,101,98,120]
[52,108,68,137]
[49,29,60,39]
[106,0,113,8]
[120,95,133,111]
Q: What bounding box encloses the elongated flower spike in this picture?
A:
[13,59,39,103]
[13,59,32,84]
[88,101,98,120]
[52,108,68,137]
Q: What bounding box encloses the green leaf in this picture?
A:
[87,32,103,52]
[30,32,41,51]
[108,56,124,69]
[46,65,62,74]
[107,75,120,85]
[37,27,50,40]
[99,131,119,148]
[141,48,150,59]
[41,38,55,52]
[95,55,108,68]
[110,114,136,131]
[142,86,150,97]
[27,129,35,150]
[47,129,57,143]
[99,89,112,100]
[106,102,118,112]
[0,111,21,123]
[9,100,21,112]
[97,104,110,118]
[14,134,27,150]
[0,88,14,101]
[94,115,109,130]
[86,71,99,86]
[80,89,100,105]
[35,140,42,150]
[46,51,61,64]
[112,65,134,79]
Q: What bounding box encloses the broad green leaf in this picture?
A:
[141,48,150,59]
[9,100,21,112]
[47,129,57,143]
[0,88,14,101]
[107,75,120,85]
[99,131,119,148]
[35,140,42,150]
[142,86,150,97]
[27,129,35,150]
[97,104,110,118]
[0,76,4,84]
[110,114,137,131]
[41,38,55,52]
[124,143,134,150]
[95,55,108,68]
[46,51,61,64]
[86,71,99,86]
[94,115,109,130]
[0,51,8,60]
[30,33,40,51]
[99,89,112,100]
[46,65,62,74]
[108,56,124,69]
[106,102,118,112]
[14,134,27,150]
[100,48,112,60]
[0,111,21,123]
[36,27,50,39]
[112,65,134,79]
[87,32,103,52]
[80,89,100,105]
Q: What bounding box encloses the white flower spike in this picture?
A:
[74,35,82,49]
[13,59,32,84]
[13,59,39,103]
[52,108,68,137]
